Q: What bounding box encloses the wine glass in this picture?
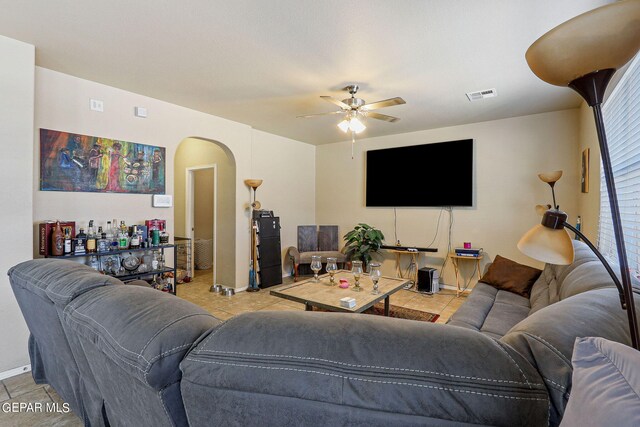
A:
[351,260,363,292]
[310,255,322,282]
[326,257,338,285]
[369,262,382,295]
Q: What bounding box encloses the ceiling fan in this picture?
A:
[297,84,406,140]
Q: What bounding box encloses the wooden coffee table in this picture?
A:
[270,270,409,315]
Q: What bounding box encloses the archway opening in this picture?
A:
[174,137,236,288]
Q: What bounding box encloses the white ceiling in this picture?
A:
[0,0,611,145]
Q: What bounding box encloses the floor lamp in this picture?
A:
[522,0,640,350]
[245,179,263,292]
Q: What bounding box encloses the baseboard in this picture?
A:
[441,284,457,291]
[0,364,31,381]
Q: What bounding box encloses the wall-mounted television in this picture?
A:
[365,139,473,207]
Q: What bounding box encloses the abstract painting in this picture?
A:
[40,129,165,194]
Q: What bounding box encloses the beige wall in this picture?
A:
[316,110,581,288]
[0,36,34,372]
[33,67,316,289]
[174,138,235,286]
[194,168,215,240]
[576,101,601,242]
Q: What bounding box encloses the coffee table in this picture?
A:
[270,270,409,315]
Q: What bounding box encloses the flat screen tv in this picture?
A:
[366,139,473,207]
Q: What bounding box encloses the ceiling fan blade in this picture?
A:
[364,111,400,123]
[296,111,344,119]
[320,96,351,110]
[361,97,406,111]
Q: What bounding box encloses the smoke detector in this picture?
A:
[466,88,497,101]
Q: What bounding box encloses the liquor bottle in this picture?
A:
[51,221,64,256]
[98,232,110,253]
[107,220,118,251]
[118,221,129,249]
[86,220,97,253]
[88,255,100,271]
[129,226,140,249]
[63,229,72,255]
[75,228,87,255]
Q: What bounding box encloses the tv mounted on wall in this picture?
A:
[365,139,473,207]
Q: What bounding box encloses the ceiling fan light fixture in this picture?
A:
[337,119,350,133]
[349,117,366,134]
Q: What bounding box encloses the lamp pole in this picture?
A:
[569,69,640,350]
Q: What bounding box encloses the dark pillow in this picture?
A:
[480,255,542,298]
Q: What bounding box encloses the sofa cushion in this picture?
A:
[480,255,541,298]
[63,285,219,390]
[500,288,635,424]
[528,265,556,314]
[446,283,530,339]
[8,258,121,305]
[560,337,640,427]
[182,311,549,427]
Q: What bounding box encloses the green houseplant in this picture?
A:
[343,223,385,267]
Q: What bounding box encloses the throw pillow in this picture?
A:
[480,255,541,298]
[560,337,640,426]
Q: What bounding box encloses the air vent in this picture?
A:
[466,88,497,101]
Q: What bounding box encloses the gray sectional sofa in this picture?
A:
[8,240,639,426]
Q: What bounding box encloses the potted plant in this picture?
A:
[343,223,385,268]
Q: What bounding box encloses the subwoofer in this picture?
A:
[417,267,439,294]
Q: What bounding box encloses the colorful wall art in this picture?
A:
[40,129,165,194]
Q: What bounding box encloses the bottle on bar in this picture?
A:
[129,225,140,249]
[63,228,72,255]
[75,228,87,255]
[51,221,64,256]
[108,220,118,251]
[98,231,110,253]
[86,220,97,253]
[118,221,129,249]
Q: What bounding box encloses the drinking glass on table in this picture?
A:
[325,257,338,285]
[369,262,382,295]
[310,255,322,282]
[351,260,363,292]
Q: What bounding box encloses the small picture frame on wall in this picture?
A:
[581,148,590,193]
[152,194,173,208]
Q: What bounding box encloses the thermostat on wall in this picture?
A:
[152,194,173,208]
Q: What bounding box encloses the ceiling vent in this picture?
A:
[466,88,497,101]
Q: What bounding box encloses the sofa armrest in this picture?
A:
[181,312,549,426]
[286,246,301,264]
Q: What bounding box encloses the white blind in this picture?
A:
[600,54,640,279]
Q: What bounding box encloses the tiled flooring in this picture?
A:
[0,372,82,426]
[177,268,467,324]
[1,269,465,426]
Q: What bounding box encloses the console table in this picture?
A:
[449,253,483,297]
[381,245,437,289]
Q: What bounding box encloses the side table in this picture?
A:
[449,253,483,297]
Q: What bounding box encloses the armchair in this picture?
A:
[287,225,347,280]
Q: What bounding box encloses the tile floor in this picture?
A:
[0,372,82,426]
[177,268,467,324]
[1,269,465,426]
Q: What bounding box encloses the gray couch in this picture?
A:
[8,240,639,426]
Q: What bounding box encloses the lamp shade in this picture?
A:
[517,224,575,265]
[538,171,563,184]
[244,179,263,189]
[525,0,640,86]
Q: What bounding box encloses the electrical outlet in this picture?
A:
[90,99,104,112]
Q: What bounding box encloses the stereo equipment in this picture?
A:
[417,267,439,294]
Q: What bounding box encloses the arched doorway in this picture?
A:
[174,137,236,287]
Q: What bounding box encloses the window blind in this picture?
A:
[600,54,640,279]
